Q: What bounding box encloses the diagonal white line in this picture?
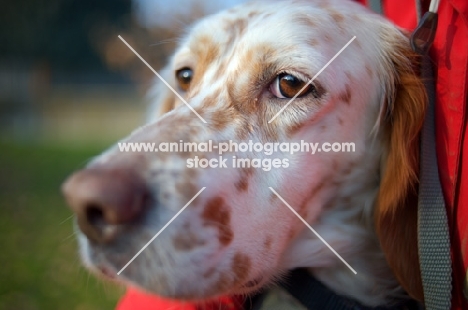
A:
[117,187,206,275]
[59,214,74,225]
[268,36,356,123]
[269,187,357,274]
[118,35,207,124]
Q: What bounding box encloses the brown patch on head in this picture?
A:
[159,95,175,114]
[235,172,249,192]
[236,123,251,140]
[211,107,238,131]
[187,82,203,99]
[191,35,220,87]
[232,252,251,285]
[241,166,254,178]
[202,93,218,109]
[223,18,248,37]
[338,117,344,126]
[233,18,248,35]
[235,166,254,192]
[241,48,255,66]
[247,11,259,19]
[202,196,233,246]
[297,14,317,28]
[228,44,278,115]
[339,84,352,104]
[328,10,345,24]
[227,80,258,115]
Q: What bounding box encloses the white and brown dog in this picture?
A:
[62,0,426,307]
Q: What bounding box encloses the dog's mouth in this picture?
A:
[97,265,118,280]
[241,275,264,290]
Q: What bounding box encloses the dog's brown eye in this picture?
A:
[270,73,313,99]
[176,67,193,91]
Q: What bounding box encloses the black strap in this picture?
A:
[246,269,421,310]
[415,41,452,310]
[409,2,453,310]
[368,0,383,15]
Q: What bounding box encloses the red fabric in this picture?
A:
[432,1,468,309]
[358,0,468,308]
[117,1,468,309]
[116,288,243,310]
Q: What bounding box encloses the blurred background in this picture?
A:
[0,0,243,309]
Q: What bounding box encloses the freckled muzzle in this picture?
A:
[61,111,204,241]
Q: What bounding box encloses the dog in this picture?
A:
[62,0,427,307]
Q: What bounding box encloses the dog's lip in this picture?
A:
[98,265,117,279]
[242,275,264,288]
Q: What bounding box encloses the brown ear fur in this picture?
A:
[375,34,427,302]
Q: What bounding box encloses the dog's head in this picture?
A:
[62,0,426,305]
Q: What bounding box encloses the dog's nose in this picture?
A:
[61,168,147,244]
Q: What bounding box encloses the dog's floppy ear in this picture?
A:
[374,29,427,302]
[147,64,177,122]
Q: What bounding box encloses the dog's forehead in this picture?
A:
[175,1,371,69]
[186,2,328,49]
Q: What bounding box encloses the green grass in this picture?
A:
[0,140,124,310]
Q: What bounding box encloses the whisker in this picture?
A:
[59,214,74,225]
[149,38,180,47]
[61,231,78,243]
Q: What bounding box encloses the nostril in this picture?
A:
[86,204,105,227]
[62,168,149,244]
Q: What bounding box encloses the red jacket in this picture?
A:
[367,1,468,309]
[118,1,468,309]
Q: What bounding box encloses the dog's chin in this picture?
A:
[81,248,270,300]
[89,262,265,301]
[78,236,266,300]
